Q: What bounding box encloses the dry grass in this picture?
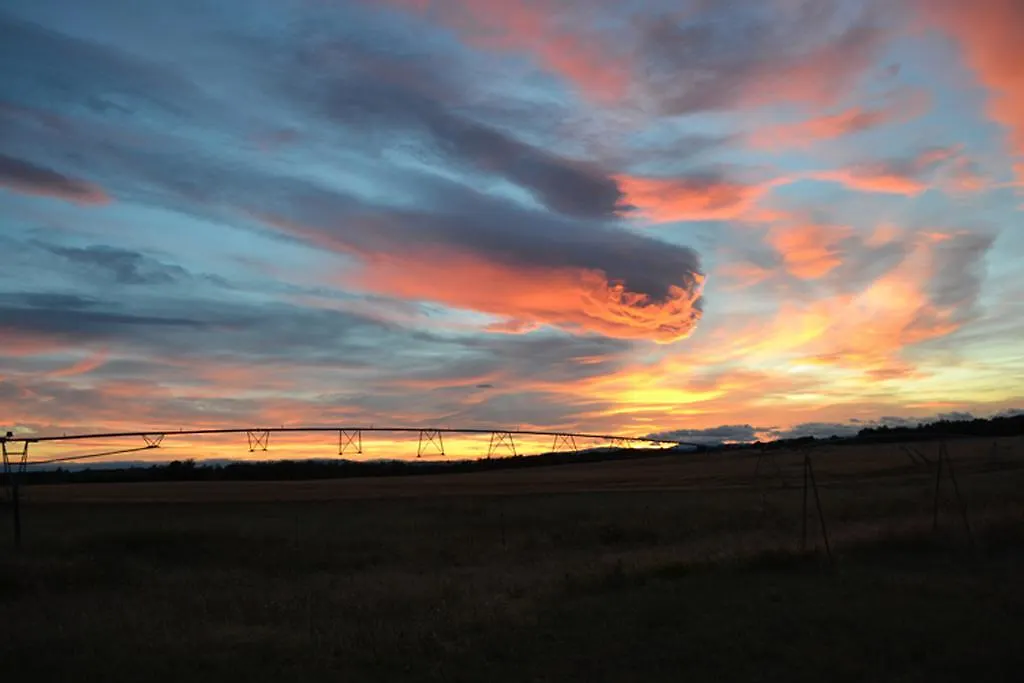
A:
[2,436,1024,682]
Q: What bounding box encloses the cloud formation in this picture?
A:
[749,91,931,149]
[263,189,706,342]
[0,154,109,204]
[919,0,1024,181]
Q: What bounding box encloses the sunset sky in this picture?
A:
[2,0,1023,461]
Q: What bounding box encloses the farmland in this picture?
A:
[3,436,1024,682]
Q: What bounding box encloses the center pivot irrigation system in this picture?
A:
[0,426,696,548]
[2,425,696,466]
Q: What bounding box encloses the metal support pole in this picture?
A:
[247,430,270,452]
[487,432,517,459]
[338,430,362,457]
[417,430,444,458]
[550,433,578,454]
[2,438,28,549]
[1,437,7,504]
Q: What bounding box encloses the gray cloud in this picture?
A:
[0,292,202,340]
[38,243,189,285]
[0,14,706,343]
[636,3,886,115]
[263,174,702,306]
[0,11,218,123]
[927,231,995,315]
[0,153,108,204]
[647,424,765,444]
[309,51,625,219]
[648,411,999,444]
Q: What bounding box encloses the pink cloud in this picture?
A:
[47,349,110,378]
[348,248,705,344]
[749,91,931,149]
[0,154,110,205]
[261,213,706,344]
[808,147,967,196]
[387,0,630,101]
[767,223,852,280]
[616,174,779,223]
[919,0,1024,181]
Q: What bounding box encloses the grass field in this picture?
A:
[3,437,1024,682]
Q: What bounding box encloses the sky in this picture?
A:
[1,0,1023,461]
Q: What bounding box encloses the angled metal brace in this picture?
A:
[247,430,270,452]
[609,437,634,450]
[417,429,444,458]
[338,429,362,456]
[487,431,518,458]
[142,434,165,448]
[550,433,578,454]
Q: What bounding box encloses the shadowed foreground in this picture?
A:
[2,439,1024,682]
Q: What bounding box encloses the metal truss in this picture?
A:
[247,430,271,452]
[417,429,445,458]
[487,431,518,458]
[551,433,578,453]
[338,429,362,457]
[3,425,701,467]
[1,437,30,488]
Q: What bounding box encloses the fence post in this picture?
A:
[932,447,944,532]
[806,455,833,565]
[934,442,974,548]
[801,455,809,552]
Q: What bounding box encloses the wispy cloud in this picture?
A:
[0,154,109,204]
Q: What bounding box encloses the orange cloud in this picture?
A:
[616,174,777,223]
[0,331,69,357]
[749,91,930,149]
[919,0,1024,181]
[390,0,630,101]
[714,262,773,291]
[47,349,110,378]
[809,147,963,196]
[618,147,972,227]
[767,223,851,280]
[0,154,110,205]
[347,249,705,343]
[760,231,977,374]
[641,229,987,392]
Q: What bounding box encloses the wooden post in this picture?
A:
[801,455,809,552]
[806,456,833,565]
[940,443,974,548]
[932,447,944,532]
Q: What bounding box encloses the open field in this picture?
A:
[3,436,1024,681]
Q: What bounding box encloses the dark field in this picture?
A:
[3,438,1024,682]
